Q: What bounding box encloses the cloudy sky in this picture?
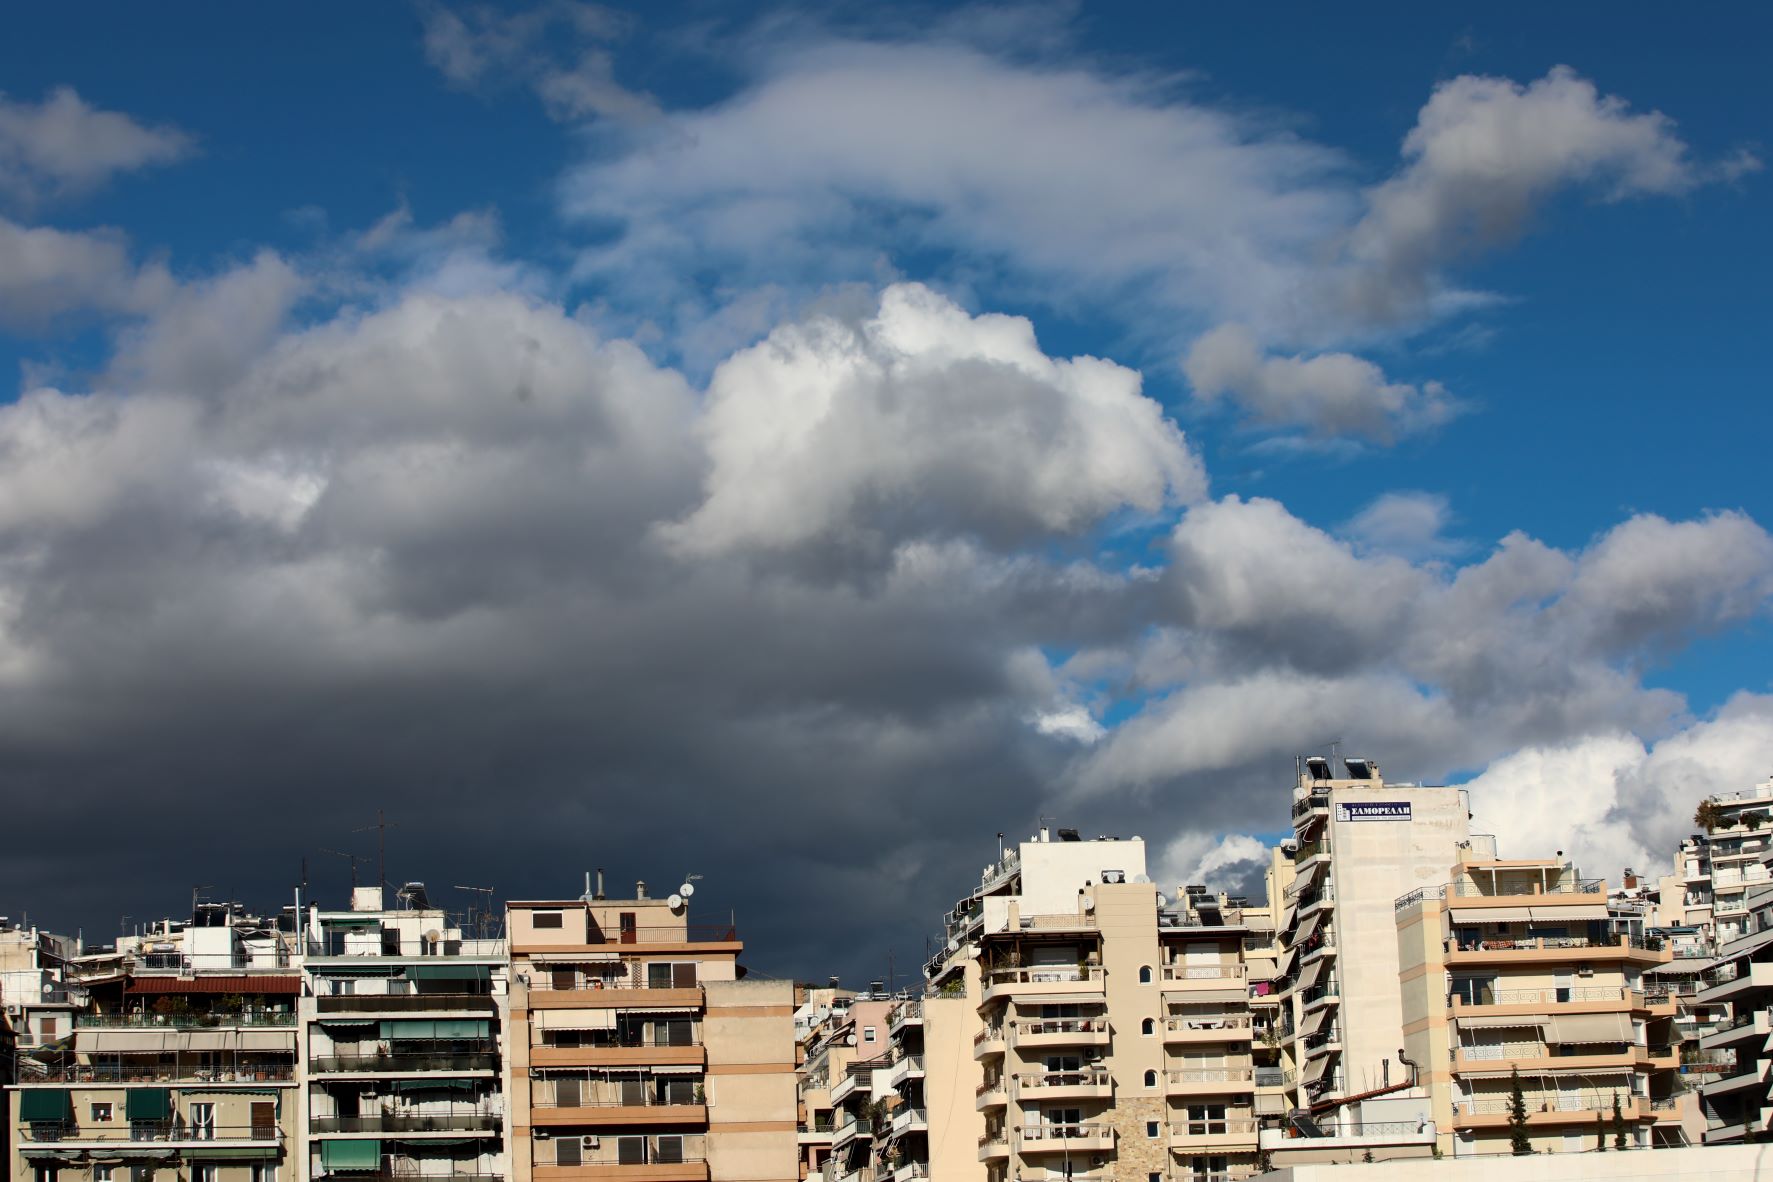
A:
[1,2,1768,981]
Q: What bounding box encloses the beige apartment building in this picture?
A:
[10,903,303,1182]
[507,878,797,1182]
[1396,853,1682,1157]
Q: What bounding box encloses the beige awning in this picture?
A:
[76,1029,171,1052]
[183,1030,237,1051]
[535,1009,617,1031]
[1456,907,1531,924]
[529,952,621,963]
[1279,902,1298,934]
[1532,904,1609,923]
[1171,988,1246,1005]
[1293,911,1325,946]
[1299,1008,1329,1039]
[1296,960,1324,992]
[1276,946,1297,979]
[1455,1014,1547,1030]
[237,1030,294,1051]
[1300,1055,1331,1086]
[1546,1013,1631,1044]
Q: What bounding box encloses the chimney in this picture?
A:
[594,869,606,901]
[1623,868,1638,889]
[636,880,648,900]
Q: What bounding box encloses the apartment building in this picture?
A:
[1396,853,1681,1157]
[506,878,797,1182]
[302,884,509,1182]
[1693,878,1773,1143]
[797,988,897,1182]
[11,903,303,1182]
[1681,780,1773,945]
[792,985,854,1180]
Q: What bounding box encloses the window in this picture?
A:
[1141,1017,1155,1036]
[863,1026,877,1043]
[555,1136,581,1167]
[91,1102,114,1123]
[1191,1159,1229,1182]
[1143,1069,1158,1088]
[94,1170,114,1182]
[533,911,565,929]
[189,1102,216,1141]
[1145,1120,1160,1138]
[656,1135,685,1164]
[619,912,638,943]
[1139,965,1153,984]
[251,1166,278,1182]
[192,1166,218,1182]
[32,1166,57,1182]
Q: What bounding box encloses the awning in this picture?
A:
[1546,1013,1631,1044]
[647,1064,704,1075]
[1532,904,1609,923]
[1276,946,1297,980]
[616,1007,698,1017]
[1175,988,1245,1005]
[1279,902,1298,934]
[1296,960,1324,992]
[1293,912,1325,946]
[378,1019,489,1039]
[184,1030,237,1051]
[1300,1055,1330,1086]
[1299,1008,1329,1039]
[318,1017,378,1027]
[238,1030,295,1051]
[321,916,383,929]
[406,964,492,982]
[535,1008,616,1031]
[126,1089,172,1121]
[320,1139,381,1170]
[530,952,619,964]
[19,1090,73,1122]
[314,964,404,977]
[182,1147,278,1160]
[1456,907,1531,924]
[392,1078,479,1092]
[1455,1014,1547,1029]
[78,1030,170,1052]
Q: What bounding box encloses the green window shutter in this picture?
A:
[125,1088,172,1121]
[405,964,491,982]
[19,1090,73,1121]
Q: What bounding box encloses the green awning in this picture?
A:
[315,964,404,976]
[19,1090,73,1121]
[398,1137,472,1147]
[317,1017,379,1026]
[320,1139,382,1169]
[183,1146,278,1159]
[126,1088,172,1121]
[321,916,383,929]
[405,964,491,982]
[379,1019,488,1039]
[391,1078,478,1092]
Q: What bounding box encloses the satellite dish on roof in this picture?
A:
[424,929,442,945]
[679,882,696,899]
[668,894,684,911]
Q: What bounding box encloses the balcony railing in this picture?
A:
[1170,1119,1258,1138]
[984,966,1105,989]
[31,1062,295,1084]
[77,1011,297,1028]
[1163,964,1247,981]
[310,1112,502,1133]
[1021,1122,1112,1143]
[1011,1017,1109,1038]
[310,1051,498,1073]
[1168,1015,1251,1034]
[1452,987,1639,1007]
[20,1123,281,1145]
[1449,879,1605,898]
[317,993,495,1012]
[1169,1068,1254,1085]
[1254,1068,1292,1087]
[1015,1068,1110,1090]
[534,1093,704,1110]
[1292,793,1330,819]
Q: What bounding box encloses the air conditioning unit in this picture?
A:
[535,1129,552,1140]
[581,1136,600,1150]
[1577,965,1595,978]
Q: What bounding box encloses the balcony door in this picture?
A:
[189,1103,215,1141]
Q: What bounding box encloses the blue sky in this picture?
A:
[0,2,1768,973]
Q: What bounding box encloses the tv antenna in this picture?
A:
[353,810,399,891]
[191,885,214,920]
[454,886,496,940]
[320,848,369,891]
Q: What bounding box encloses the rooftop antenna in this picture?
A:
[191,884,213,920]
[454,886,496,940]
[320,848,369,892]
[353,809,399,892]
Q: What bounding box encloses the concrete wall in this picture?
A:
[1019,837,1147,915]
[706,978,798,1181]
[922,993,986,1182]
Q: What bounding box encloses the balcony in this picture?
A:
[1701,1008,1772,1050]
[1258,1121,1435,1151]
[1014,1067,1113,1102]
[18,1123,282,1153]
[1254,1067,1293,1089]
[887,1107,928,1139]
[1165,1015,1252,1044]
[981,965,1105,1005]
[976,1132,1009,1162]
[1162,964,1247,993]
[974,1075,1008,1111]
[31,1061,295,1084]
[309,1051,498,1075]
[1445,934,1668,967]
[1453,1096,1649,1129]
[317,993,496,1014]
[889,1000,923,1034]
[310,1111,503,1135]
[1699,960,1773,1003]
[1168,1067,1255,1096]
[1292,792,1330,821]
[1018,1123,1115,1154]
[531,1041,706,1071]
[550,1134,710,1181]
[1011,1017,1110,1050]
[77,1011,297,1028]
[1169,1118,1258,1149]
[971,1025,1007,1059]
[529,985,705,1011]
[532,1098,708,1128]
[886,1054,925,1090]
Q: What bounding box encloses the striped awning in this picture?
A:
[535,1008,616,1030]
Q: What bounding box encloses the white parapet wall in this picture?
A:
[1257,1144,1773,1182]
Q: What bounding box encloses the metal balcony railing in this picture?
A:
[317,993,495,1012]
[77,1011,297,1028]
[309,1051,498,1073]
[309,1112,501,1133]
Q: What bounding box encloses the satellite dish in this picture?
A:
[946,938,959,952]
[679,883,695,899]
[668,894,684,911]
[424,929,442,945]
[1156,894,1169,909]
[1083,898,1095,911]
